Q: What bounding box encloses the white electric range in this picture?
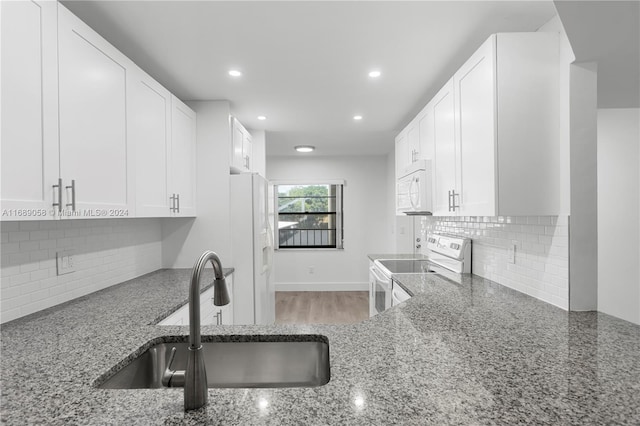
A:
[369,233,472,316]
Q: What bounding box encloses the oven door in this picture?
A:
[369,264,392,316]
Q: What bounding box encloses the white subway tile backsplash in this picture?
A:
[423,215,569,309]
[9,232,29,242]
[19,222,39,231]
[1,218,162,323]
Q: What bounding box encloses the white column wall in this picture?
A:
[597,108,640,325]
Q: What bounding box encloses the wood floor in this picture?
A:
[275,291,369,324]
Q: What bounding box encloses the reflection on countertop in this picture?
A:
[1,266,639,425]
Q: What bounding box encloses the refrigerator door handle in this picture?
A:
[262,223,275,275]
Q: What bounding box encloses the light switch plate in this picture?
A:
[56,250,75,275]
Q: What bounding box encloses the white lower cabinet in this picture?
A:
[159,275,234,326]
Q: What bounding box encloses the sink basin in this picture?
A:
[97,335,330,389]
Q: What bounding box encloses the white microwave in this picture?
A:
[397,160,433,215]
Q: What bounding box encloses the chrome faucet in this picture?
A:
[162,251,230,411]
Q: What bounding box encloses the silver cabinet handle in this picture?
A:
[176,194,180,213]
[52,178,63,213]
[65,180,76,211]
[451,190,460,212]
[169,194,177,213]
[448,189,460,212]
[215,309,222,325]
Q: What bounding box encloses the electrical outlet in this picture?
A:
[56,250,76,275]
[508,244,516,264]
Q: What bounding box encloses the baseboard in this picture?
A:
[275,282,369,292]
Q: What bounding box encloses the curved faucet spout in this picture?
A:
[189,251,229,349]
[183,250,230,411]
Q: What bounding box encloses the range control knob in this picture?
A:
[416,244,422,249]
[416,238,421,242]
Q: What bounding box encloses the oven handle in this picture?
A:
[392,287,411,304]
[369,266,391,284]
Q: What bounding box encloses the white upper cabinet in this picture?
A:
[170,96,197,216]
[399,32,560,217]
[230,117,252,173]
[395,110,431,179]
[406,122,421,164]
[58,5,134,215]
[454,39,497,216]
[453,33,560,216]
[431,79,457,216]
[1,3,198,221]
[394,130,409,178]
[130,67,172,217]
[1,1,59,220]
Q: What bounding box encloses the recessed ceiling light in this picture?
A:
[353,115,363,120]
[368,70,381,78]
[257,115,267,121]
[295,145,315,153]
[228,70,242,77]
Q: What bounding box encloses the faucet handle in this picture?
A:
[162,347,185,387]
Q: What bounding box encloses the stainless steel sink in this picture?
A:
[97,336,330,389]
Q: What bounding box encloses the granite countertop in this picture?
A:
[1,265,639,425]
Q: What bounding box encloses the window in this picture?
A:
[274,183,343,249]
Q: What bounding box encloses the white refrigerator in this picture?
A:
[230,173,275,324]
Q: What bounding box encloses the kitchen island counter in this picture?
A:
[1,268,639,425]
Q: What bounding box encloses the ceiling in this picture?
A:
[61,1,561,156]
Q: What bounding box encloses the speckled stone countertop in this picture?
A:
[2,266,639,425]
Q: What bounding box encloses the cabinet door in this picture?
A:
[1,0,59,220]
[432,79,457,216]
[230,118,245,173]
[418,109,433,163]
[395,131,409,178]
[454,35,497,216]
[230,118,251,173]
[130,68,172,217]
[407,122,419,163]
[242,128,252,172]
[58,5,133,215]
[170,96,197,216]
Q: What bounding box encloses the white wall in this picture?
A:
[568,62,599,311]
[1,219,162,323]
[267,155,392,291]
[597,108,640,325]
[162,101,233,268]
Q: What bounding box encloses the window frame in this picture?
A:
[273,181,344,250]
